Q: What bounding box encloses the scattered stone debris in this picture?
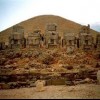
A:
[0,48,99,89]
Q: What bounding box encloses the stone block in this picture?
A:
[35,80,45,92]
[97,70,100,84]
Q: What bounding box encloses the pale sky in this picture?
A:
[0,0,100,32]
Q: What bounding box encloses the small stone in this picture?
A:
[84,78,91,83]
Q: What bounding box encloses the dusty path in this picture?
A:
[0,84,100,99]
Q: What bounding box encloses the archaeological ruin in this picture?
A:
[27,29,42,48]
[2,24,99,51]
[79,25,94,50]
[44,23,59,48]
[9,26,25,49]
[0,22,100,90]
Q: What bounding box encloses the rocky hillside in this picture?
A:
[0,15,99,44]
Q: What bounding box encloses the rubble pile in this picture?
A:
[0,48,100,89]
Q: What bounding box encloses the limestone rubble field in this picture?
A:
[0,47,100,99]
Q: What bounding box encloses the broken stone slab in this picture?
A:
[65,80,74,86]
[63,65,73,70]
[28,81,36,87]
[84,78,93,83]
[97,70,100,84]
[74,78,94,85]
[0,83,10,89]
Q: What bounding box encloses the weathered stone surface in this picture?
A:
[0,58,6,65]
[84,78,92,83]
[63,65,73,70]
[95,62,100,68]
[66,47,74,54]
[41,55,54,65]
[94,53,100,59]
[35,80,45,92]
[97,70,100,84]
[65,81,74,86]
[74,78,94,85]
[79,65,85,68]
[0,83,10,89]
[0,45,100,90]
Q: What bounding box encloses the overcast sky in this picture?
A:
[0,0,100,32]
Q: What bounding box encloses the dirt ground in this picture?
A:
[0,84,100,99]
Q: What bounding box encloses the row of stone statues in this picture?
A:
[0,23,100,51]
